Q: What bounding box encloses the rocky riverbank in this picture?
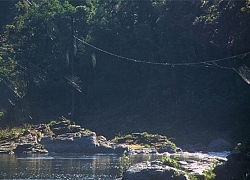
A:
[0,120,180,154]
[121,150,250,180]
[1,120,248,180]
[0,120,129,154]
[121,152,227,180]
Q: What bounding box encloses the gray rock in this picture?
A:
[40,132,96,153]
[68,125,82,133]
[40,132,129,153]
[51,120,70,129]
[13,143,48,153]
[181,143,208,152]
[122,161,189,180]
[129,148,158,155]
[157,144,176,153]
[208,138,233,151]
[122,152,228,180]
[13,143,33,153]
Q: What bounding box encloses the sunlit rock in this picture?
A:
[40,132,129,153]
[122,161,189,180]
[13,143,48,153]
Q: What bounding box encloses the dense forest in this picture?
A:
[0,0,250,144]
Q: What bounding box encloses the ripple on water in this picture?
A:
[207,151,230,158]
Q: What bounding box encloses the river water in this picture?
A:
[0,152,229,180]
[0,153,158,180]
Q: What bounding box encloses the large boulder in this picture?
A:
[122,161,189,180]
[41,132,97,153]
[40,132,129,153]
[208,138,233,151]
[13,143,48,153]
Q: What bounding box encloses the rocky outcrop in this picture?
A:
[122,152,227,180]
[40,131,129,153]
[35,120,129,153]
[50,120,82,135]
[0,120,233,157]
[112,132,178,154]
[2,120,244,179]
[122,161,189,180]
[181,138,233,153]
[0,127,46,153]
[13,143,47,153]
[1,120,179,154]
[0,120,129,154]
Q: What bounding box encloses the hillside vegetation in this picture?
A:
[0,0,250,144]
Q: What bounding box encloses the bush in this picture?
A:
[159,156,180,169]
[48,120,57,126]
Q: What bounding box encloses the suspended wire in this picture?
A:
[74,36,250,69]
[1,78,23,98]
[65,75,82,93]
[25,0,33,6]
[74,36,168,66]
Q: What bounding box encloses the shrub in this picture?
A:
[159,156,180,169]
[143,144,151,148]
[118,150,131,175]
[48,120,57,126]
[83,129,92,133]
[202,168,216,180]
[0,126,26,139]
[235,142,250,155]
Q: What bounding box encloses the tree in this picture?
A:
[1,0,77,97]
[193,0,250,51]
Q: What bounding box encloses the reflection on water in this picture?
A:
[0,152,228,179]
[0,153,158,180]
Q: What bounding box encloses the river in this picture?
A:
[0,152,229,180]
[0,153,159,180]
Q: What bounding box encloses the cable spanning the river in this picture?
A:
[74,36,250,69]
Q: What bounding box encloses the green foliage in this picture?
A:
[124,134,133,139]
[0,0,249,144]
[83,128,92,133]
[112,134,135,143]
[118,150,131,175]
[168,141,177,151]
[48,120,57,126]
[112,132,177,151]
[0,128,10,139]
[0,0,77,97]
[65,119,71,123]
[202,168,216,180]
[0,126,26,139]
[187,174,199,180]
[235,142,250,155]
[143,144,151,148]
[159,156,180,169]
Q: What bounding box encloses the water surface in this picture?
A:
[0,151,229,179]
[0,153,157,180]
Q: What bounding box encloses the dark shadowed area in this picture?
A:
[0,0,250,147]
